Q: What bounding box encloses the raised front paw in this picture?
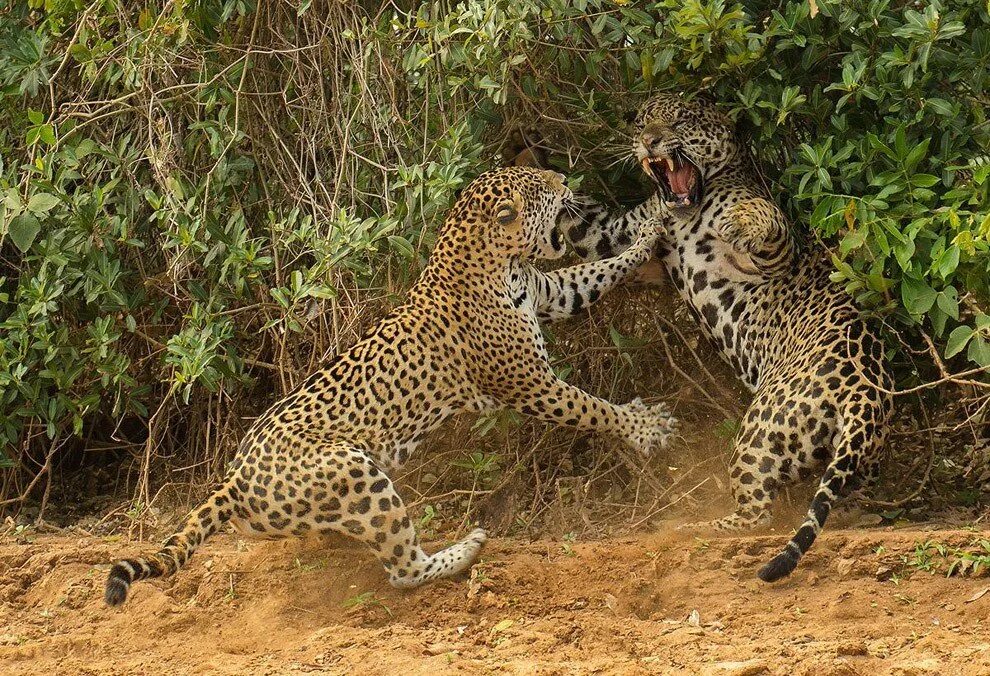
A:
[631,216,667,250]
[622,397,680,456]
[719,199,776,254]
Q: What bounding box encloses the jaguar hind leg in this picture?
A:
[678,388,830,534]
[312,445,488,589]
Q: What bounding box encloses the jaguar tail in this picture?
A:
[105,484,235,606]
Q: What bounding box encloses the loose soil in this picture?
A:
[2,523,989,675]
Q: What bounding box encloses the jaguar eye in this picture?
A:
[496,204,518,225]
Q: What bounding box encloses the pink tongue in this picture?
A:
[667,165,694,194]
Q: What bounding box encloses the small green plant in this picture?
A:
[470,561,491,586]
[713,418,740,449]
[419,504,437,530]
[293,556,327,573]
[955,488,981,507]
[903,538,990,577]
[608,324,649,368]
[561,531,577,557]
[452,450,502,487]
[417,504,439,540]
[471,409,524,438]
[11,523,34,542]
[125,500,146,521]
[224,574,238,603]
[342,591,392,617]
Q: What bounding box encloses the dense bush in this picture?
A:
[1,0,988,507]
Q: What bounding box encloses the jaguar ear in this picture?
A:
[541,170,565,190]
[692,90,717,107]
[495,196,522,228]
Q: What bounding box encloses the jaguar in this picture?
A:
[562,94,894,582]
[104,166,679,605]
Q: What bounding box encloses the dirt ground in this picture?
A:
[2,522,989,675]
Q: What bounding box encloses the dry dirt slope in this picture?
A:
[1,526,989,675]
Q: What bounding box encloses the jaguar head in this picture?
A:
[630,94,740,211]
[468,166,577,260]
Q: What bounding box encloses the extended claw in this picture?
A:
[624,398,680,455]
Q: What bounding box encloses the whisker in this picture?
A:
[562,199,585,217]
[604,154,637,170]
[598,149,633,164]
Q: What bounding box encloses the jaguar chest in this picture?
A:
[659,221,771,391]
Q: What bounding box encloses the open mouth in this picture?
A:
[640,151,703,209]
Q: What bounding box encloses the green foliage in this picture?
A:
[904,537,990,576]
[1,0,988,497]
[408,0,990,371]
[452,450,502,487]
[341,590,393,616]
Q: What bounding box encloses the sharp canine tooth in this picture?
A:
[666,158,676,172]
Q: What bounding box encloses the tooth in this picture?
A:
[666,158,676,172]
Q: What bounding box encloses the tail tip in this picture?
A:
[105,578,129,606]
[757,550,798,583]
[105,566,130,606]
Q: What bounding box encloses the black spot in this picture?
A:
[692,270,708,294]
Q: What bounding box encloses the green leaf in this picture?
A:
[387,235,415,259]
[931,305,948,336]
[900,276,936,315]
[968,337,990,367]
[38,124,56,146]
[640,49,654,84]
[839,228,867,255]
[926,98,953,116]
[307,285,336,300]
[910,174,940,188]
[608,324,647,350]
[68,43,91,62]
[27,193,59,214]
[75,139,96,158]
[935,287,959,320]
[945,325,973,359]
[905,139,930,172]
[935,245,960,279]
[8,213,41,252]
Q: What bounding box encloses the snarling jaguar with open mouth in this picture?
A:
[640,150,704,209]
[560,93,895,589]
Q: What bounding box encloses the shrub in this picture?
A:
[1,0,988,508]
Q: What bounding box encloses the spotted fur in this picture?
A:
[564,95,894,582]
[104,166,678,606]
